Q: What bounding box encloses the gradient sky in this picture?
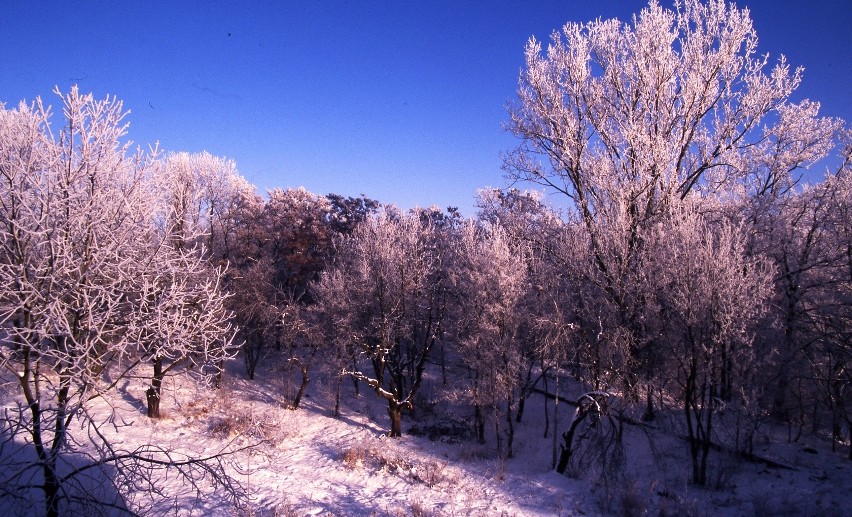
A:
[2,1,850,214]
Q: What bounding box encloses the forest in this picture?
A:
[1,0,850,515]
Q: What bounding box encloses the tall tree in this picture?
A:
[504,0,842,481]
[134,151,250,415]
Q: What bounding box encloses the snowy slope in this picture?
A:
[2,354,850,516]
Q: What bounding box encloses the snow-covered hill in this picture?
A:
[3,355,851,516]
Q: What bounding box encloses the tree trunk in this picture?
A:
[31,401,61,517]
[439,339,447,385]
[506,394,516,459]
[388,401,403,438]
[543,374,550,438]
[44,461,61,517]
[515,395,527,423]
[643,384,655,421]
[243,334,262,380]
[515,366,534,423]
[556,405,589,475]
[213,358,224,389]
[494,403,503,457]
[474,404,485,444]
[289,358,310,409]
[333,378,342,418]
[146,356,164,418]
[351,358,361,396]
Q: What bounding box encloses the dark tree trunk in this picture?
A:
[506,394,515,459]
[44,461,60,517]
[351,358,360,396]
[289,358,310,409]
[543,374,550,438]
[243,334,262,380]
[474,404,485,444]
[516,395,527,424]
[32,400,61,517]
[439,339,447,385]
[213,358,224,389]
[686,379,712,485]
[515,365,536,423]
[333,377,342,418]
[844,414,852,460]
[556,405,589,475]
[146,356,164,418]
[494,404,503,457]
[643,384,655,421]
[388,401,404,438]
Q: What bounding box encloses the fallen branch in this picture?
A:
[677,435,797,471]
[531,387,577,407]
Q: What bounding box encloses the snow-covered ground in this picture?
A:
[3,355,851,516]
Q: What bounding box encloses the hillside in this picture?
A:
[4,354,848,516]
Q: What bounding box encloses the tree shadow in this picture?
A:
[0,432,129,516]
[116,378,148,415]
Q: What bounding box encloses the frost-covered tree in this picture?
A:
[803,155,852,458]
[314,209,448,437]
[648,202,773,484]
[505,0,838,362]
[753,177,836,430]
[505,0,843,480]
[129,250,236,418]
[226,188,380,381]
[230,188,333,378]
[132,151,249,416]
[162,150,256,259]
[309,264,358,417]
[0,88,242,515]
[452,219,528,456]
[506,0,838,209]
[730,131,852,454]
[324,193,381,236]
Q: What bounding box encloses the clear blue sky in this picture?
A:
[2,1,850,214]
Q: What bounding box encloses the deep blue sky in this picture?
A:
[2,1,850,214]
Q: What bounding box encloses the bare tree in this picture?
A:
[128,250,236,418]
[162,150,256,260]
[228,188,335,379]
[504,0,845,481]
[309,265,360,417]
[806,154,852,458]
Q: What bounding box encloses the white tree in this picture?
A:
[314,209,448,437]
[504,0,839,357]
[130,150,250,415]
[649,201,773,484]
[0,88,242,515]
[228,187,334,379]
[506,0,839,210]
[161,150,256,259]
[504,0,841,481]
[805,152,852,459]
[128,248,236,418]
[452,219,528,456]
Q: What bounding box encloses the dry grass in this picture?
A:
[340,437,457,488]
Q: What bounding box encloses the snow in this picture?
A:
[2,356,851,516]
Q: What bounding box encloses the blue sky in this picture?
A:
[2,1,850,214]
